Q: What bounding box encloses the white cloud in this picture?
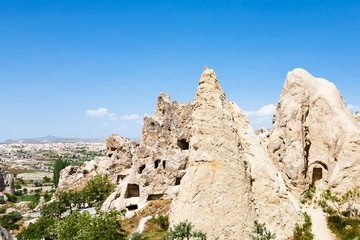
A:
[244,104,276,130]
[86,108,118,120]
[121,114,141,120]
[244,104,276,117]
[348,104,360,113]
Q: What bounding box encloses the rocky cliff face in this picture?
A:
[101,93,193,211]
[268,68,360,196]
[169,67,299,239]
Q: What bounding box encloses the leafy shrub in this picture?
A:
[15,184,22,189]
[16,216,55,240]
[0,211,22,230]
[327,215,360,239]
[33,180,43,187]
[130,231,143,240]
[0,207,6,213]
[152,214,169,230]
[293,212,314,240]
[5,193,19,203]
[43,176,51,183]
[250,220,276,240]
[82,169,89,175]
[15,190,23,196]
[48,209,126,240]
[165,220,207,240]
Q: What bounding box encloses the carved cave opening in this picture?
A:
[125,184,140,198]
[147,194,164,201]
[177,139,189,150]
[107,153,113,158]
[126,204,138,210]
[175,177,182,185]
[155,160,160,169]
[116,175,126,184]
[138,165,146,174]
[162,160,166,169]
[312,167,322,186]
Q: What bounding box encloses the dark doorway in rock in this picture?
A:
[138,165,146,174]
[175,177,182,185]
[126,204,138,210]
[155,160,160,169]
[177,139,189,150]
[312,168,322,186]
[116,175,126,184]
[162,160,166,169]
[125,184,140,198]
[107,153,113,158]
[147,194,164,201]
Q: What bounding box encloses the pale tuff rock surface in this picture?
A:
[355,113,360,124]
[102,93,193,211]
[169,67,299,239]
[256,127,270,147]
[57,136,138,192]
[230,102,300,239]
[0,166,14,195]
[0,226,14,240]
[268,68,360,196]
[169,67,253,240]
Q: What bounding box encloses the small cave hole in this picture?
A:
[107,153,113,158]
[175,177,182,185]
[138,164,146,174]
[111,147,117,151]
[177,139,189,150]
[126,204,138,211]
[125,184,140,198]
[312,167,323,186]
[162,160,166,169]
[116,175,126,184]
[69,167,77,175]
[147,194,164,201]
[155,160,160,169]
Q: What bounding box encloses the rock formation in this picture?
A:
[256,127,270,147]
[169,67,299,239]
[0,226,14,240]
[0,166,15,195]
[102,93,193,211]
[268,68,360,196]
[57,136,138,192]
[57,67,360,239]
[355,113,360,124]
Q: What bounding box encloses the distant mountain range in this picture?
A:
[1,135,106,144]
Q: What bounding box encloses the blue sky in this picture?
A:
[1,0,360,141]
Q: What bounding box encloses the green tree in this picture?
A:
[49,209,125,240]
[16,217,55,240]
[53,159,70,188]
[82,174,115,206]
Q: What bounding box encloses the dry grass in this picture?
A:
[121,199,171,236]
